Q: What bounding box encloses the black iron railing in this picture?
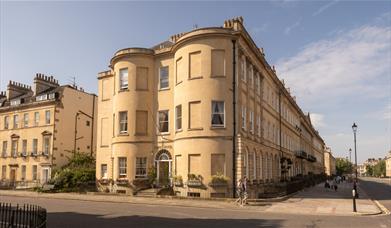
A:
[0,202,46,228]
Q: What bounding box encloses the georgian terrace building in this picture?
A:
[96,17,326,198]
[0,74,97,188]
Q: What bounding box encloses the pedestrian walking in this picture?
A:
[235,178,243,205]
[333,178,338,192]
[241,176,248,206]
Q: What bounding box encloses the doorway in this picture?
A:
[155,150,172,187]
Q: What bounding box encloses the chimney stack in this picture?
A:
[6,81,32,100]
[33,73,59,96]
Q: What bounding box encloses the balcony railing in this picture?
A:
[295,150,307,159]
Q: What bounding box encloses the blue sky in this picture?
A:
[1,1,390,163]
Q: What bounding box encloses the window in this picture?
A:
[189,101,201,129]
[159,66,169,89]
[136,67,148,90]
[32,139,38,155]
[241,106,247,130]
[257,73,261,94]
[118,157,127,178]
[158,110,169,133]
[45,110,51,124]
[86,121,90,126]
[257,115,261,136]
[32,165,37,181]
[101,164,108,179]
[211,50,225,77]
[21,165,26,181]
[253,153,257,179]
[34,112,39,126]
[211,101,225,127]
[249,111,254,133]
[10,99,21,106]
[36,94,47,101]
[4,116,9,129]
[2,141,7,157]
[135,157,147,178]
[22,140,27,156]
[23,113,29,127]
[175,105,182,131]
[211,154,225,175]
[119,68,128,90]
[135,111,148,135]
[249,65,254,87]
[43,136,50,155]
[1,165,6,180]
[119,111,128,134]
[241,56,246,82]
[13,115,19,129]
[11,139,18,157]
[189,51,201,79]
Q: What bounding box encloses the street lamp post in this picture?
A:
[352,122,358,200]
[349,148,352,164]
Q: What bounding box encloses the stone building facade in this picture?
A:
[96,17,326,198]
[324,147,336,176]
[385,151,391,177]
[0,74,97,188]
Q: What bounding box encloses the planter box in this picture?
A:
[115,180,130,186]
[187,180,202,187]
[209,182,228,187]
[174,181,183,187]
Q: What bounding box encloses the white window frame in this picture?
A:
[249,111,254,133]
[211,101,225,127]
[45,110,51,124]
[34,112,39,126]
[158,110,169,133]
[159,66,169,90]
[175,105,182,131]
[22,140,27,156]
[119,111,128,134]
[43,136,50,155]
[32,139,38,155]
[118,157,127,178]
[241,106,247,130]
[4,116,9,129]
[23,113,29,127]
[13,115,19,129]
[101,164,108,179]
[119,68,129,90]
[135,157,147,179]
[11,139,18,157]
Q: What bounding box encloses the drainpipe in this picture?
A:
[232,39,237,198]
[90,95,96,156]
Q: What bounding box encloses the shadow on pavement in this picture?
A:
[358,178,391,201]
[48,212,284,228]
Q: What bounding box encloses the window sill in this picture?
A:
[117,133,129,136]
[211,75,226,78]
[157,132,170,136]
[210,126,226,130]
[188,76,203,80]
[188,128,203,131]
[118,89,129,93]
[159,87,170,92]
[175,129,183,133]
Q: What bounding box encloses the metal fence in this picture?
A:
[0,203,46,228]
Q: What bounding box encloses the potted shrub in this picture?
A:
[147,167,157,187]
[172,175,183,187]
[209,173,229,187]
[98,178,112,185]
[187,174,203,187]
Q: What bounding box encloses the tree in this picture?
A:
[336,158,353,176]
[373,160,386,177]
[49,152,96,192]
[366,165,374,176]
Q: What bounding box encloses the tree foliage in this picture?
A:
[373,160,386,177]
[335,158,353,176]
[49,152,96,192]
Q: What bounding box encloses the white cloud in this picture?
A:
[284,19,301,35]
[276,18,391,106]
[309,113,325,128]
[312,0,340,16]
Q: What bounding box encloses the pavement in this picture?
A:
[264,181,382,216]
[0,181,383,217]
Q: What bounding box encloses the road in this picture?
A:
[1,195,390,228]
[359,177,391,212]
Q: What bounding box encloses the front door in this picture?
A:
[159,161,169,186]
[10,169,16,187]
[42,169,49,184]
